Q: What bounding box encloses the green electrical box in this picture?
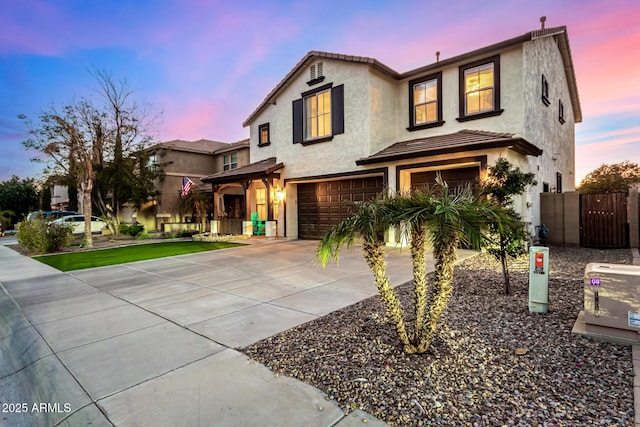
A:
[529,246,549,313]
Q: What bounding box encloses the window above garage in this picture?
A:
[408,72,444,131]
[457,55,504,122]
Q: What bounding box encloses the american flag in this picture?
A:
[181,176,195,196]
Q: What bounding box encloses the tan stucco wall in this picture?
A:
[250,59,372,179]
[522,35,577,229]
[136,149,217,229]
[368,69,400,155]
[392,46,526,143]
[246,38,578,239]
[213,147,250,172]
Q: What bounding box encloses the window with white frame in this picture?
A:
[147,154,157,172]
[223,153,238,171]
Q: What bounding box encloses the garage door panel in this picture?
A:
[298,176,384,240]
[411,167,479,190]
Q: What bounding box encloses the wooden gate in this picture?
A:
[580,193,629,248]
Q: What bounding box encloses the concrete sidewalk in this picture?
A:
[0,240,474,426]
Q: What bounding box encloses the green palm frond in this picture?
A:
[317,193,393,267]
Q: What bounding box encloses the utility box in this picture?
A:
[528,246,549,313]
[583,263,640,332]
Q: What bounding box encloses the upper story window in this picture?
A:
[541,74,550,106]
[292,83,344,145]
[457,55,502,122]
[305,89,332,140]
[408,72,444,131]
[258,123,270,146]
[556,172,563,193]
[558,99,566,124]
[146,154,157,172]
[465,63,494,114]
[223,153,238,171]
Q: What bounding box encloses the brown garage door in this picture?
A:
[298,176,385,240]
[411,167,480,191]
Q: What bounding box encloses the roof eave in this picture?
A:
[556,31,582,123]
[201,160,284,185]
[243,52,399,127]
[356,138,542,165]
[399,33,532,80]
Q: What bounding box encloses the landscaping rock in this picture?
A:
[242,246,635,426]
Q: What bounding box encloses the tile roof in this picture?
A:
[213,138,250,155]
[243,25,580,126]
[153,139,228,154]
[355,130,543,165]
[201,157,284,184]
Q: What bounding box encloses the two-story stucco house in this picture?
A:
[203,22,581,240]
[137,138,249,231]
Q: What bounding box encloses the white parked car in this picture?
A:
[51,215,106,234]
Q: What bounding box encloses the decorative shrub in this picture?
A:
[18,218,73,253]
[119,223,145,237]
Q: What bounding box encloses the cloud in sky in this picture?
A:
[1,0,639,184]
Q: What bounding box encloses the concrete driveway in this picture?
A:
[0,239,475,426]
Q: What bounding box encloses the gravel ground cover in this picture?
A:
[242,247,635,426]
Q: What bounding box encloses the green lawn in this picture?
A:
[33,241,244,271]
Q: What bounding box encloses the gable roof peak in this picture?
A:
[244,23,580,126]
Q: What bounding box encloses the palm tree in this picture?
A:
[318,177,506,354]
[391,189,434,348]
[413,176,505,352]
[179,189,212,232]
[317,196,413,352]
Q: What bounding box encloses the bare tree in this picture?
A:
[21,100,106,247]
[90,69,158,232]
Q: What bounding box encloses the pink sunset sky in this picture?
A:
[1,0,638,186]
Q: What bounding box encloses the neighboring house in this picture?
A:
[203,21,581,240]
[137,138,249,231]
[49,183,71,210]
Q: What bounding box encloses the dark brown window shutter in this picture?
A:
[292,98,303,143]
[331,85,344,135]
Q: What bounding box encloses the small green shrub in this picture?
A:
[180,230,199,237]
[119,223,145,237]
[18,218,73,253]
[135,230,151,240]
[129,224,145,236]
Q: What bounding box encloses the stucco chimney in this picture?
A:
[540,16,546,30]
[436,51,440,62]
